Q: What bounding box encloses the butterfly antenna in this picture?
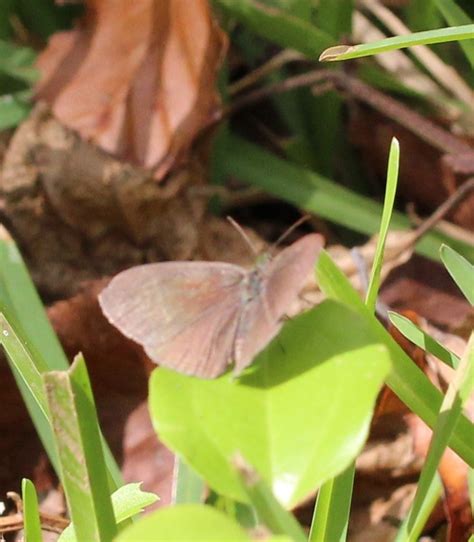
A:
[226,216,259,255]
[272,214,311,249]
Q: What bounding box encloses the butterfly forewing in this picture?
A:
[234,234,323,372]
[145,297,240,377]
[99,261,245,362]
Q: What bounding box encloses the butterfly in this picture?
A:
[99,233,323,378]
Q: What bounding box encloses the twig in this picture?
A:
[224,70,474,160]
[228,49,305,96]
[408,177,474,245]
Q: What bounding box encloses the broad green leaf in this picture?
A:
[44,356,117,542]
[150,302,390,507]
[320,24,474,61]
[214,0,332,58]
[115,504,289,541]
[59,483,158,542]
[22,479,42,542]
[316,251,474,466]
[218,134,474,262]
[388,312,460,369]
[440,244,474,305]
[365,138,399,312]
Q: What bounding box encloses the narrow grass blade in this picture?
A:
[0,312,59,470]
[0,231,122,489]
[0,230,69,370]
[433,0,474,66]
[44,355,117,542]
[22,479,43,542]
[173,459,205,504]
[394,475,443,542]
[320,24,474,61]
[234,456,306,542]
[214,0,332,58]
[365,138,399,312]
[309,463,355,542]
[388,312,460,369]
[219,135,474,262]
[404,334,474,539]
[440,244,474,305]
[316,251,474,466]
[311,140,397,538]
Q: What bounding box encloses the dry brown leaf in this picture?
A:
[35,0,227,178]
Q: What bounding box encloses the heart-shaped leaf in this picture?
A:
[149,300,391,508]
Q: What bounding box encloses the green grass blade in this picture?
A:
[218,134,474,262]
[310,138,397,538]
[365,138,399,312]
[320,24,474,61]
[388,312,460,369]
[394,475,443,542]
[432,0,474,66]
[0,231,69,370]
[44,355,117,542]
[316,251,474,466]
[173,459,205,504]
[0,312,59,470]
[404,333,474,539]
[0,231,123,489]
[214,0,332,58]
[22,479,43,542]
[440,244,474,305]
[235,457,306,542]
[309,463,355,542]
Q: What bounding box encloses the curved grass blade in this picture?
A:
[403,333,474,540]
[388,312,460,369]
[440,244,474,305]
[316,250,474,466]
[320,24,474,61]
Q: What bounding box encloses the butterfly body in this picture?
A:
[99,233,323,378]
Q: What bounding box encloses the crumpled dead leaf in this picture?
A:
[35,0,227,178]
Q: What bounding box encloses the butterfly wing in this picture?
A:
[99,261,245,377]
[234,234,324,372]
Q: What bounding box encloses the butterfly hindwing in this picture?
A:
[234,234,323,372]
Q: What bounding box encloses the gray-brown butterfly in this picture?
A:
[99,233,323,378]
